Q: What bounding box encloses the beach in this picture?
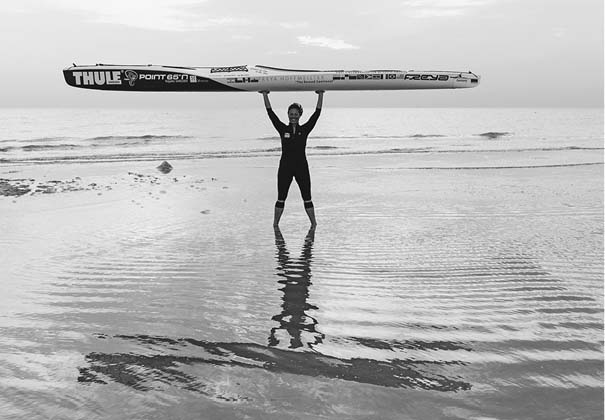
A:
[0,147,603,419]
[2,0,603,413]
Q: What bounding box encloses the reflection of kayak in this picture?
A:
[63,64,481,92]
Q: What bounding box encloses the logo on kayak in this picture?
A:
[124,71,194,85]
[404,74,450,81]
[210,65,248,73]
[71,71,122,86]
[70,69,197,87]
[124,70,138,86]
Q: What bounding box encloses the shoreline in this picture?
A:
[1,153,603,205]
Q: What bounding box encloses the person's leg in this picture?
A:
[303,202,316,228]
[275,165,293,226]
[295,164,316,227]
[274,202,285,227]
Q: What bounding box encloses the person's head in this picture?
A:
[287,103,303,125]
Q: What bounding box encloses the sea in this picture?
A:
[0,107,603,420]
[0,107,602,166]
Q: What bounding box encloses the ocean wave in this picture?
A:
[477,132,512,139]
[0,136,72,144]
[1,144,82,152]
[1,135,193,145]
[258,135,361,141]
[362,134,402,139]
[309,146,341,150]
[258,134,447,141]
[390,162,604,170]
[389,148,432,153]
[408,134,446,138]
[88,134,193,141]
[259,133,470,141]
[3,146,602,166]
[364,134,448,139]
[22,144,81,151]
[320,134,446,139]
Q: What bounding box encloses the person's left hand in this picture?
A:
[315,90,325,94]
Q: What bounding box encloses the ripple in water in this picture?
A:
[0,160,602,419]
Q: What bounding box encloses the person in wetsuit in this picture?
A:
[260,90,324,227]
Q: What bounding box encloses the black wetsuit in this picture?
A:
[267,107,321,206]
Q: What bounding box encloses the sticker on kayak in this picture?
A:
[63,68,243,92]
[210,65,248,73]
[403,74,450,81]
[68,70,194,87]
[70,70,122,86]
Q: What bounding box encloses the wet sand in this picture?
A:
[0,155,603,420]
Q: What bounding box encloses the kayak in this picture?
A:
[63,63,480,92]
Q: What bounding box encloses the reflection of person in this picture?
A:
[260,90,324,227]
[269,227,324,349]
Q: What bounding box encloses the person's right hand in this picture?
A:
[258,90,270,94]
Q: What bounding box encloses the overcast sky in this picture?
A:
[0,0,603,107]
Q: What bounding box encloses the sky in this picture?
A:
[0,0,603,108]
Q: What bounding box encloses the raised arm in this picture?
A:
[260,91,286,132]
[261,90,272,109]
[315,90,324,110]
[303,90,324,132]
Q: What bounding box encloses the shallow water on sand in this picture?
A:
[0,154,602,419]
